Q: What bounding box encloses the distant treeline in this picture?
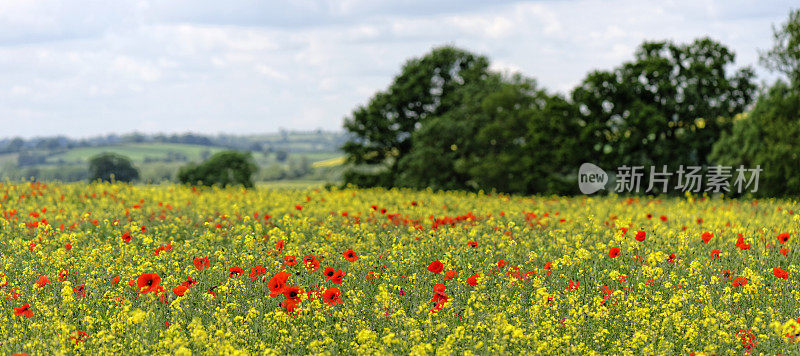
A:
[0,130,347,155]
[342,9,800,197]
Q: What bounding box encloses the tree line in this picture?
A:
[341,9,800,197]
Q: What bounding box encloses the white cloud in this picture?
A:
[0,0,796,137]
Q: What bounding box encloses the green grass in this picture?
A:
[46,144,226,163]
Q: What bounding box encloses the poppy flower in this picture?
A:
[732,277,748,288]
[330,270,345,285]
[778,233,790,244]
[566,280,580,291]
[121,232,131,243]
[284,255,298,266]
[228,266,243,278]
[322,287,343,306]
[466,274,480,286]
[111,276,121,285]
[427,260,444,274]
[710,249,721,260]
[282,298,297,314]
[250,266,266,282]
[701,232,713,244]
[268,272,291,298]
[73,284,87,297]
[772,268,789,279]
[444,270,458,280]
[323,267,335,280]
[718,269,732,282]
[64,243,72,250]
[467,241,478,248]
[283,286,302,303]
[303,255,320,272]
[58,270,69,282]
[343,250,359,262]
[173,285,188,296]
[608,247,620,259]
[498,259,506,269]
[182,275,197,289]
[274,239,285,254]
[14,303,32,318]
[137,273,161,294]
[193,257,210,271]
[70,330,89,345]
[34,275,49,288]
[634,231,646,242]
[780,248,789,256]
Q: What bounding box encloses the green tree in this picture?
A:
[572,38,756,171]
[88,153,139,183]
[342,46,491,187]
[760,9,800,84]
[710,9,800,197]
[177,151,257,188]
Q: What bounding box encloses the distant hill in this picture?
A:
[0,131,347,183]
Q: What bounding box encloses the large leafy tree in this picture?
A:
[572,38,756,170]
[710,9,800,197]
[342,46,490,187]
[177,151,258,188]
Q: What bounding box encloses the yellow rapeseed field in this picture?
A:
[0,181,798,355]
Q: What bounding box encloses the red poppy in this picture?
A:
[433,283,445,293]
[427,260,444,274]
[498,259,506,269]
[173,285,188,296]
[182,275,197,288]
[295,205,303,211]
[73,284,87,297]
[250,266,266,282]
[228,266,243,278]
[772,268,788,279]
[778,233,790,244]
[718,269,733,282]
[111,276,121,285]
[659,215,667,222]
[122,232,131,243]
[303,255,320,272]
[466,274,480,286]
[330,270,345,285]
[70,330,89,345]
[732,276,748,288]
[58,270,69,282]
[701,232,713,244]
[634,231,646,242]
[137,273,161,294]
[322,287,343,306]
[566,280,580,291]
[14,303,32,318]
[323,267,335,280]
[430,286,448,312]
[467,241,478,248]
[34,275,49,288]
[282,298,297,315]
[710,249,721,260]
[343,250,359,262]
[283,286,302,303]
[274,239,285,254]
[284,255,298,266]
[444,270,458,280]
[780,248,789,256]
[268,272,291,298]
[193,257,210,271]
[608,247,620,259]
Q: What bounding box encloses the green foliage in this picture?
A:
[88,153,139,183]
[177,151,258,188]
[572,38,756,171]
[760,9,800,84]
[342,45,491,187]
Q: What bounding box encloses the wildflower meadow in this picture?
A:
[0,181,798,355]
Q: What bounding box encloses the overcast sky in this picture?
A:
[0,0,796,138]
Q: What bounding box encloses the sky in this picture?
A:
[0,0,796,138]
